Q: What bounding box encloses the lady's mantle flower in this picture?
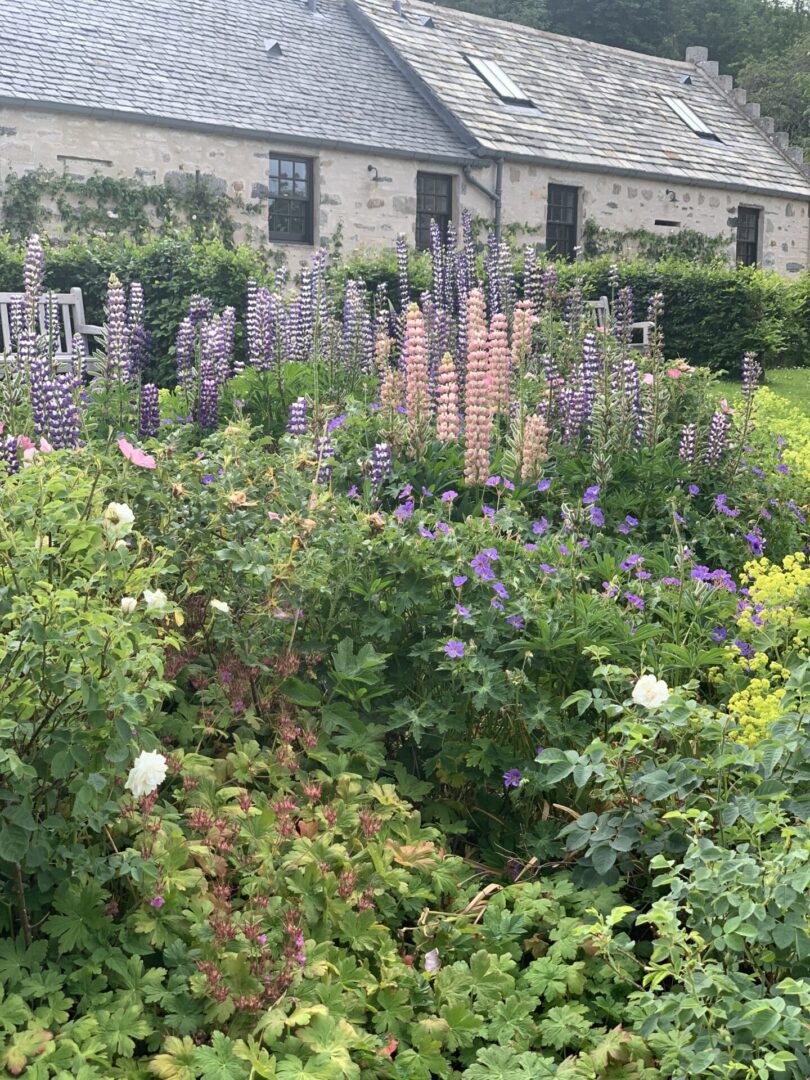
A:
[444,639,465,659]
[503,768,522,788]
[103,502,134,540]
[120,596,137,615]
[143,588,169,614]
[210,599,231,614]
[125,750,168,798]
[631,674,669,709]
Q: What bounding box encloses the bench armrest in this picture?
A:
[77,323,104,336]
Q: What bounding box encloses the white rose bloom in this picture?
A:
[424,948,441,973]
[103,502,135,539]
[143,588,169,613]
[120,596,137,615]
[209,599,231,614]
[631,674,670,709]
[124,750,168,798]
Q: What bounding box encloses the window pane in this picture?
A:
[268,155,313,243]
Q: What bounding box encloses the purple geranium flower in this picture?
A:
[441,490,458,503]
[455,604,471,618]
[453,574,468,588]
[537,478,551,492]
[582,484,601,506]
[503,768,522,788]
[493,581,510,600]
[444,639,465,659]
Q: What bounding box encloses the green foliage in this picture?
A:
[0,454,174,935]
[0,233,277,385]
[581,219,731,265]
[738,31,810,154]
[0,168,259,245]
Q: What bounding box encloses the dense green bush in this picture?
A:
[0,234,279,385]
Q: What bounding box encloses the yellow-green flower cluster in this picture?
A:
[754,387,810,495]
[727,675,787,746]
[738,552,810,636]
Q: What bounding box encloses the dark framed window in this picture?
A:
[546,183,579,260]
[736,206,761,267]
[268,155,313,244]
[416,172,453,251]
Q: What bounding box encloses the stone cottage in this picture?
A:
[2,0,809,273]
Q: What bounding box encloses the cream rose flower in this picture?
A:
[120,596,137,615]
[143,588,169,613]
[209,599,231,614]
[124,750,168,798]
[103,501,135,540]
[631,674,670,709]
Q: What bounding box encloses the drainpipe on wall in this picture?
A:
[462,158,504,243]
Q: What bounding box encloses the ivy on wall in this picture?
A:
[582,218,731,264]
[0,168,262,245]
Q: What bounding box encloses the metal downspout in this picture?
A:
[463,158,504,243]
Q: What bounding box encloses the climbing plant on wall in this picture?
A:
[0,168,261,245]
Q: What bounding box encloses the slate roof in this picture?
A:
[3,0,808,198]
[0,0,472,161]
[351,0,810,198]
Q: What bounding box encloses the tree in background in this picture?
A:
[738,32,810,151]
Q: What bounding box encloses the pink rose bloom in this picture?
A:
[20,436,53,467]
[666,368,682,380]
[642,373,654,385]
[719,398,735,416]
[118,438,156,469]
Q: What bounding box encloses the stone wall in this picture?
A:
[1,104,807,274]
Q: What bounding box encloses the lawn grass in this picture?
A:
[719,367,810,414]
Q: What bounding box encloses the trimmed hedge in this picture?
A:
[0,234,277,385]
[0,234,807,383]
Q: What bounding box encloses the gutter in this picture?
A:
[463,159,504,242]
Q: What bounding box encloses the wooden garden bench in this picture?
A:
[0,288,103,371]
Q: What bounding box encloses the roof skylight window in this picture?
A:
[662,94,721,142]
[464,54,533,107]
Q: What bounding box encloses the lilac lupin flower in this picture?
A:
[704,412,731,466]
[316,435,335,484]
[395,235,409,341]
[0,436,20,476]
[127,282,151,375]
[188,294,213,327]
[175,317,196,392]
[287,396,308,435]
[139,383,160,439]
[741,352,762,399]
[104,274,130,384]
[370,442,392,490]
[198,357,218,431]
[679,423,697,464]
[613,285,634,348]
[22,234,44,322]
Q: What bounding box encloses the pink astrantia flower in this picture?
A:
[118,438,156,469]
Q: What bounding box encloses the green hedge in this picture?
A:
[0,234,806,383]
[552,256,810,375]
[0,233,277,385]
